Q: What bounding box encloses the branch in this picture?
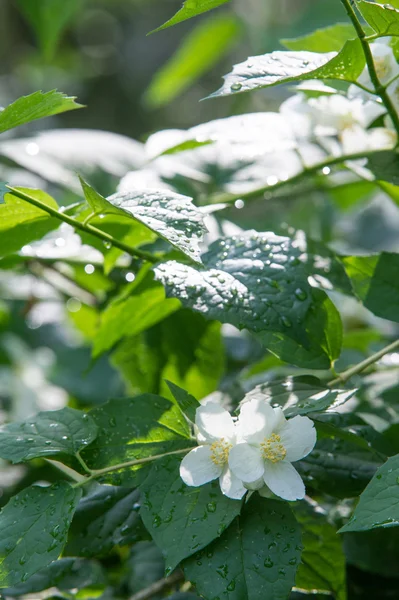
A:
[73,447,194,488]
[6,186,157,264]
[129,571,184,600]
[329,338,399,386]
[340,0,399,136]
[212,148,392,205]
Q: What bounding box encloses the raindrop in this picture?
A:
[45,440,52,446]
[294,288,307,301]
[103,241,112,250]
[226,580,236,591]
[264,558,274,568]
[230,82,242,91]
[26,142,40,156]
[207,502,217,513]
[84,264,95,275]
[288,558,297,565]
[281,316,292,328]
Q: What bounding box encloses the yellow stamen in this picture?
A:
[374,56,390,80]
[210,438,232,466]
[260,433,287,463]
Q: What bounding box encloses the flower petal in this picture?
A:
[228,443,264,483]
[180,446,222,486]
[195,403,236,443]
[237,399,283,443]
[263,461,305,501]
[279,415,317,462]
[219,467,247,500]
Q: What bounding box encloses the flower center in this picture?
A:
[374,56,390,80]
[260,433,287,463]
[210,438,232,466]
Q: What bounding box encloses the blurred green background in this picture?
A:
[0,0,346,140]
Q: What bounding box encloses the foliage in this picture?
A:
[1,0,399,599]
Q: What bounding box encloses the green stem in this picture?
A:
[329,338,399,386]
[6,186,157,264]
[213,148,391,205]
[73,447,194,488]
[340,0,399,136]
[76,451,93,475]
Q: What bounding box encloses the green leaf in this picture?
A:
[208,39,364,98]
[139,456,242,571]
[358,1,399,37]
[81,180,207,264]
[155,233,342,369]
[92,278,180,358]
[184,496,302,600]
[166,381,200,423]
[339,454,399,533]
[3,558,104,597]
[282,23,357,52]
[294,502,346,600]
[243,376,356,418]
[0,407,98,464]
[297,436,381,499]
[145,14,240,108]
[0,482,81,588]
[152,0,231,32]
[82,395,192,485]
[344,527,399,579]
[16,0,82,59]
[0,91,82,134]
[0,188,60,258]
[341,253,399,322]
[66,485,142,557]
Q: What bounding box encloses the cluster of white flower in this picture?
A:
[280,38,399,157]
[180,398,316,502]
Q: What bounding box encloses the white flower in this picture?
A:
[179,402,246,500]
[357,40,399,90]
[228,399,316,501]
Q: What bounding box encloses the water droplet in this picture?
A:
[377,474,382,480]
[103,241,112,250]
[227,580,236,591]
[45,440,52,446]
[289,558,297,565]
[264,558,274,568]
[19,556,27,565]
[294,288,307,301]
[230,82,242,91]
[207,502,216,513]
[109,417,117,427]
[281,316,292,328]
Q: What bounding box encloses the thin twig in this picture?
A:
[340,0,399,135]
[329,338,399,386]
[129,571,184,600]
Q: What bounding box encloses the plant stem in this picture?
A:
[129,572,184,600]
[214,148,391,204]
[45,459,87,483]
[6,186,157,264]
[73,447,194,488]
[329,338,399,386]
[340,0,399,136]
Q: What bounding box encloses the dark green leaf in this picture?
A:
[344,527,399,579]
[340,454,399,532]
[282,23,357,52]
[152,0,230,32]
[82,395,192,485]
[294,502,346,600]
[341,253,399,322]
[358,1,399,36]
[0,407,98,464]
[0,91,82,134]
[66,485,142,557]
[0,188,60,258]
[156,236,342,369]
[243,376,356,417]
[146,15,239,107]
[0,482,81,588]
[208,39,364,98]
[297,437,381,499]
[140,456,242,571]
[166,381,200,423]
[184,496,301,600]
[3,557,104,596]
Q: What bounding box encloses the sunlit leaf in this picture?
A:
[282,23,357,52]
[152,0,230,33]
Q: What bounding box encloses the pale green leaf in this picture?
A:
[152,0,231,33]
[208,39,364,98]
[282,23,357,52]
[146,15,240,108]
[0,91,82,134]
[358,1,399,37]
